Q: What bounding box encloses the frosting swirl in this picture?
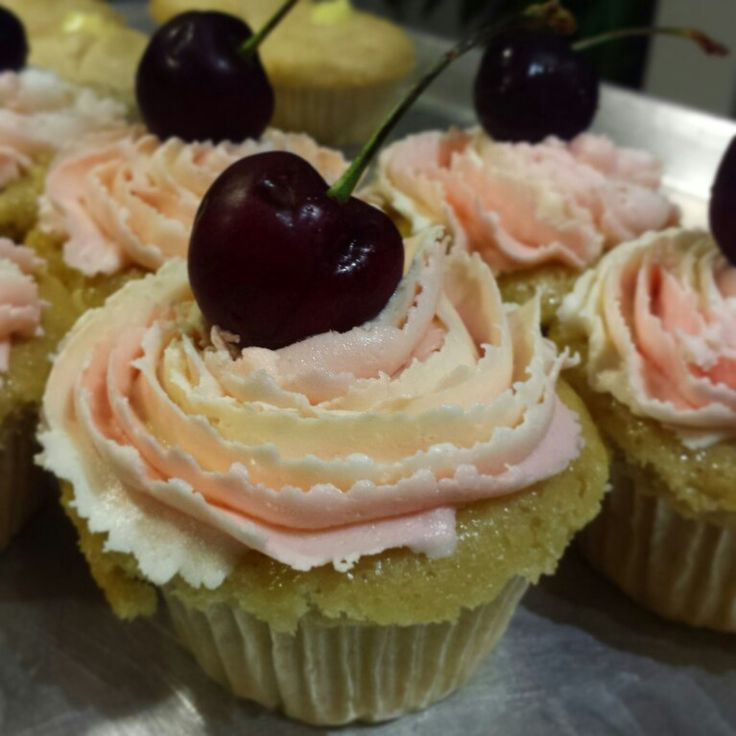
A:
[39,228,581,585]
[558,229,736,448]
[371,128,678,273]
[0,69,125,189]
[0,237,44,372]
[40,127,348,276]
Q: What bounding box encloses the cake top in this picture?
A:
[39,126,347,276]
[0,68,126,187]
[0,237,44,374]
[370,128,678,275]
[38,228,582,593]
[558,227,736,449]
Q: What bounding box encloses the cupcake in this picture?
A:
[553,228,736,632]
[29,125,347,311]
[149,0,416,146]
[0,68,127,241]
[369,128,679,323]
[25,13,148,109]
[0,237,76,549]
[0,0,124,38]
[38,227,608,724]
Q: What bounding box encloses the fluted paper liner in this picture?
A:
[271,81,404,148]
[163,576,527,725]
[581,470,736,632]
[0,406,48,550]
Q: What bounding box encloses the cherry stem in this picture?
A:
[573,26,729,56]
[328,0,573,204]
[239,0,299,59]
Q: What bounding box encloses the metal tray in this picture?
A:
[2,7,736,735]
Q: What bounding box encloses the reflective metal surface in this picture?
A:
[2,10,735,736]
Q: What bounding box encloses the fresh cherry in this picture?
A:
[0,6,28,72]
[136,11,273,142]
[474,29,598,143]
[187,4,588,350]
[188,152,404,349]
[710,136,736,265]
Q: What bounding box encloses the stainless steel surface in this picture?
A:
[3,11,736,736]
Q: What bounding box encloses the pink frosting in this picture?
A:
[40,126,348,276]
[39,229,581,582]
[0,238,44,372]
[373,128,678,273]
[559,229,736,447]
[0,69,126,188]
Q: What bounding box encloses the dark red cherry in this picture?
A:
[136,11,273,142]
[0,7,28,72]
[188,152,404,349]
[710,136,736,265]
[474,29,598,143]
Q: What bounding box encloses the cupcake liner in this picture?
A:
[163,576,527,726]
[271,80,405,148]
[0,405,49,550]
[580,467,736,632]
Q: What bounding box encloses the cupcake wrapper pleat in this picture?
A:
[163,576,527,726]
[0,406,48,550]
[580,470,736,632]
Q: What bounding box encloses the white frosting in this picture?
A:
[40,126,348,275]
[371,128,678,273]
[39,229,582,585]
[0,237,44,372]
[0,68,126,188]
[558,228,736,448]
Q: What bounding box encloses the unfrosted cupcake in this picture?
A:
[149,0,416,146]
[0,237,76,548]
[29,125,347,311]
[554,228,736,631]
[369,128,678,323]
[38,228,608,724]
[26,13,148,109]
[0,67,127,240]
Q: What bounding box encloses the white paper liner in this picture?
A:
[163,576,527,726]
[580,467,736,632]
[271,80,404,147]
[0,406,48,550]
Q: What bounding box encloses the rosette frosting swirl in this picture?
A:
[40,126,348,276]
[39,228,581,585]
[0,237,44,372]
[372,128,678,273]
[558,229,736,448]
[0,69,126,189]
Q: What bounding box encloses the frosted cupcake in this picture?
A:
[149,0,416,146]
[0,68,127,240]
[0,237,76,548]
[554,228,736,632]
[29,125,347,310]
[38,227,608,724]
[369,128,678,323]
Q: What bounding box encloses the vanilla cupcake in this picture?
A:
[149,0,416,146]
[370,128,678,323]
[29,125,347,311]
[0,0,123,37]
[26,15,148,109]
[38,227,607,724]
[0,68,127,240]
[1,1,144,106]
[554,228,736,632]
[0,237,76,548]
